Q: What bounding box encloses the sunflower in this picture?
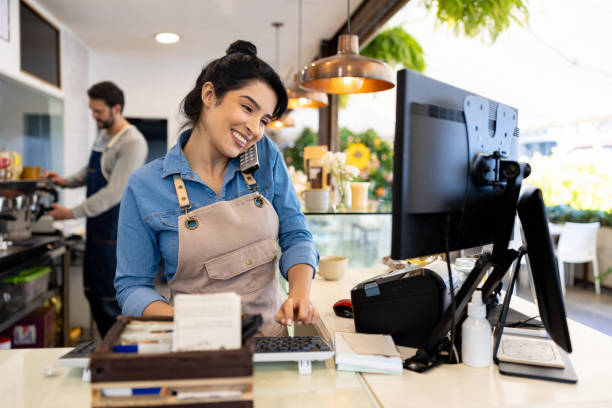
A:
[345,143,371,170]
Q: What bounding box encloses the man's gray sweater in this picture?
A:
[66,124,148,219]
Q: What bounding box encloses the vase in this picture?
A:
[334,180,350,212]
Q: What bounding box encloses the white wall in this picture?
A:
[0,0,92,234]
[90,52,206,149]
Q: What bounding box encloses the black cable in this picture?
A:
[444,213,456,364]
[506,315,543,329]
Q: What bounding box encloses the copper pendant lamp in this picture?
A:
[267,22,294,129]
[268,111,295,129]
[287,0,328,109]
[300,0,394,94]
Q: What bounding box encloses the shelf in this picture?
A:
[0,236,66,280]
[0,287,61,333]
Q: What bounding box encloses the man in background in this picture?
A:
[45,81,148,337]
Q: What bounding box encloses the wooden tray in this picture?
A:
[90,315,253,408]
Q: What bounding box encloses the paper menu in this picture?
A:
[172,292,241,352]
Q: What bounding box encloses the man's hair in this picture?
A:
[87,81,125,112]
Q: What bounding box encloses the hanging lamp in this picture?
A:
[287,0,328,109]
[300,0,394,94]
[267,22,294,129]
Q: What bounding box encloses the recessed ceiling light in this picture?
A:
[155,32,180,44]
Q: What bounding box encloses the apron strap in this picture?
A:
[241,172,258,191]
[241,172,265,208]
[172,175,191,209]
[171,172,265,228]
[173,175,199,230]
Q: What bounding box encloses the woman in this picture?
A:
[114,41,319,332]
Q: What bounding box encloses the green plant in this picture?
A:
[527,150,612,213]
[425,0,529,42]
[282,127,318,173]
[361,27,426,72]
[597,268,612,283]
[547,205,612,228]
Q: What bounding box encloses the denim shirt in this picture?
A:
[114,130,319,316]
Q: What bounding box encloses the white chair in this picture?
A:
[557,222,601,295]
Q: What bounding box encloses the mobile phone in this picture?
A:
[239,144,259,174]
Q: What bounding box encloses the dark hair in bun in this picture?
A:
[181,40,287,129]
[226,40,257,57]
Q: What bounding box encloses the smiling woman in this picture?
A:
[114,40,320,335]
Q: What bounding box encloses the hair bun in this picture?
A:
[226,40,257,57]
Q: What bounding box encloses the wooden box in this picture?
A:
[90,316,253,408]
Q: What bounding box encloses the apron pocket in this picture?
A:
[205,238,278,280]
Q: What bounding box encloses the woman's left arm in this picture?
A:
[266,139,320,324]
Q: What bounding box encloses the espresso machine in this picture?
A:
[0,180,58,248]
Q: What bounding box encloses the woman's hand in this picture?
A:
[275,296,319,326]
[275,263,318,325]
[143,300,174,317]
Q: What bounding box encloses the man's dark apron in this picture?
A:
[83,132,124,337]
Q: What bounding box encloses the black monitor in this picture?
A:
[392,69,519,260]
[391,69,572,376]
[516,186,572,353]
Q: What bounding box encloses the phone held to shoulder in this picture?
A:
[239,144,260,174]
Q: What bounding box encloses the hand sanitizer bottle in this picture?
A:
[461,291,492,367]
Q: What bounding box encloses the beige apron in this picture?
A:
[167,172,284,335]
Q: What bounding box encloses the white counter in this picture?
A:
[1,266,611,408]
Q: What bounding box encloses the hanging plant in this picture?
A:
[425,0,529,42]
[361,27,426,72]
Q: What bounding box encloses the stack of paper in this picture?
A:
[173,292,241,352]
[334,332,403,375]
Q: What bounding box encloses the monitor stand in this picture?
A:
[492,248,578,383]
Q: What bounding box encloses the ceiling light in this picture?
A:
[155,32,180,44]
[300,0,394,94]
[268,111,295,129]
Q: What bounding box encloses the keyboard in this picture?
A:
[57,340,101,368]
[253,335,334,363]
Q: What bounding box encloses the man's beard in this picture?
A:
[98,115,115,130]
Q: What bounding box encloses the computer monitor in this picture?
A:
[392,69,519,260]
[516,186,572,353]
[391,69,572,370]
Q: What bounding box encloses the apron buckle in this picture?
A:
[183,205,199,230]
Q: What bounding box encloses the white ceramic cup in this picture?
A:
[349,182,370,211]
[302,189,330,212]
[318,255,348,280]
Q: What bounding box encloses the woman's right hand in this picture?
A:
[43,171,68,187]
[142,301,174,317]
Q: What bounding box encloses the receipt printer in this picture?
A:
[351,261,459,348]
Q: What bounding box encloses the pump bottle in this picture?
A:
[461,290,492,367]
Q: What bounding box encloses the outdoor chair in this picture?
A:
[557,222,601,295]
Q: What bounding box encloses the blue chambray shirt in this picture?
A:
[114,130,319,316]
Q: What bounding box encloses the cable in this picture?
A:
[444,213,456,364]
[506,315,544,329]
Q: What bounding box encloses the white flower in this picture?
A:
[322,151,358,182]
